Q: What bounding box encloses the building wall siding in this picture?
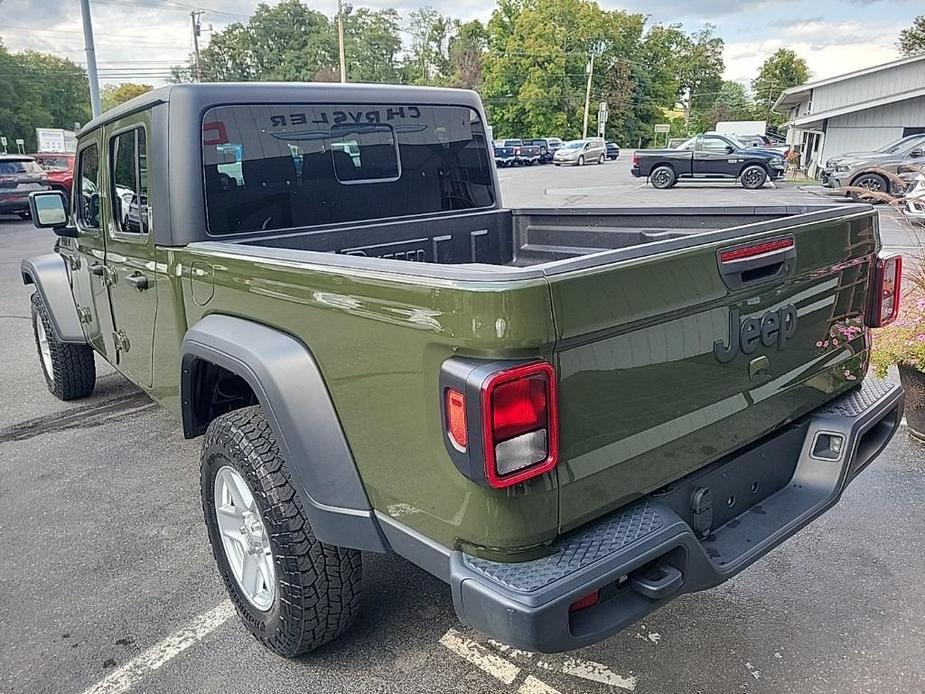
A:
[820,96,925,161]
[812,60,925,113]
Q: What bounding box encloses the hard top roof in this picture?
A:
[79,82,483,135]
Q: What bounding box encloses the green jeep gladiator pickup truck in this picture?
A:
[23,83,905,657]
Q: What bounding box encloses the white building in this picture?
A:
[773,54,925,175]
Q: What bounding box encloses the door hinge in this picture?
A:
[77,306,93,324]
[113,329,131,353]
[68,256,81,271]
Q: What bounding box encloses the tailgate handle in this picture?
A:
[718,237,795,291]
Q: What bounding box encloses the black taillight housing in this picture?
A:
[869,254,902,328]
[440,358,559,489]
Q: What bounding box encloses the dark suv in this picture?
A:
[1,155,50,218]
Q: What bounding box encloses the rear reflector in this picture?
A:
[445,389,468,451]
[870,254,902,328]
[482,362,558,488]
[569,589,600,613]
[719,238,794,263]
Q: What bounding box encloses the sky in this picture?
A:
[0,0,914,88]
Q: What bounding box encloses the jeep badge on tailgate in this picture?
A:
[713,304,798,363]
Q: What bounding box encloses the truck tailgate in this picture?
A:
[550,208,879,532]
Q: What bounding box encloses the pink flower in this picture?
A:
[833,339,839,346]
[917,334,925,342]
[816,341,824,347]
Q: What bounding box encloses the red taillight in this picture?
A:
[569,589,599,613]
[719,238,794,262]
[870,254,902,327]
[632,151,639,166]
[445,388,468,451]
[481,362,558,488]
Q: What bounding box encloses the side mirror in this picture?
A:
[28,191,76,237]
[725,145,736,154]
[910,148,924,158]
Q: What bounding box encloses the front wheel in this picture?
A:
[650,165,676,189]
[31,292,95,400]
[577,155,585,166]
[740,165,768,190]
[850,173,889,203]
[201,405,362,658]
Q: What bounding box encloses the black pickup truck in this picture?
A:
[632,133,786,190]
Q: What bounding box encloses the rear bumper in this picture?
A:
[0,192,32,212]
[445,378,903,652]
[630,166,641,177]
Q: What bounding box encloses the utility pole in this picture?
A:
[337,0,347,83]
[79,0,101,118]
[190,10,204,81]
[581,52,595,139]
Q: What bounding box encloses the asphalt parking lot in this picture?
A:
[2,163,924,694]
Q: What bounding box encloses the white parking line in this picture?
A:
[80,602,235,694]
[439,629,521,685]
[560,657,637,690]
[518,675,562,693]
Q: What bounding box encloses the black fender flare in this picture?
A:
[181,314,388,553]
[21,254,86,344]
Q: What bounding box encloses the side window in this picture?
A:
[110,127,149,234]
[76,144,100,229]
[700,136,732,153]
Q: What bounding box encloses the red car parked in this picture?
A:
[30,152,75,205]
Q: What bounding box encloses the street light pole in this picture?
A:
[581,52,595,139]
[337,0,347,83]
[79,0,101,118]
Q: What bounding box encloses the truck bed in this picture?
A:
[215,205,862,273]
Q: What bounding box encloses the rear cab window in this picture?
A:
[0,159,43,175]
[201,103,495,235]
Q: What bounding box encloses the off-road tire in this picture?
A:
[740,164,768,190]
[201,405,362,658]
[650,165,676,189]
[30,292,95,400]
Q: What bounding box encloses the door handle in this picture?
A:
[89,263,106,277]
[124,273,149,291]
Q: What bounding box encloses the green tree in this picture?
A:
[751,48,809,124]
[676,25,725,134]
[101,83,153,112]
[344,8,403,83]
[0,43,90,152]
[695,80,754,131]
[898,15,925,56]
[482,0,648,140]
[192,0,336,82]
[403,7,457,85]
[448,20,489,90]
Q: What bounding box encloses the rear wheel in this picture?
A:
[598,154,606,164]
[850,173,889,203]
[740,165,768,190]
[30,292,95,400]
[577,155,585,167]
[650,165,676,189]
[202,405,362,658]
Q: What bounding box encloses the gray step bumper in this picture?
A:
[448,378,904,652]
